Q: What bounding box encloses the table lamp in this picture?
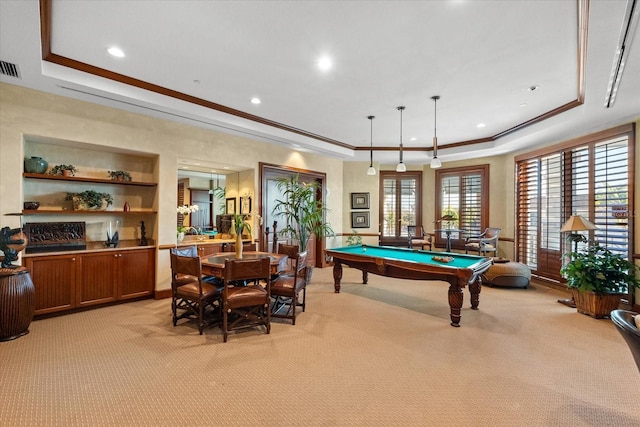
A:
[558,214,598,307]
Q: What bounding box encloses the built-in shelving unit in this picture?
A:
[22,136,160,316]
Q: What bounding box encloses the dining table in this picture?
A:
[200,251,288,279]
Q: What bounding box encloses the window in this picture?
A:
[379,171,422,246]
[435,165,489,250]
[516,125,635,297]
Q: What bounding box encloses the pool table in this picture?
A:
[325,245,492,327]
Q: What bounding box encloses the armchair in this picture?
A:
[610,310,640,373]
[464,227,501,256]
[407,225,432,250]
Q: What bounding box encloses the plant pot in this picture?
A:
[24,156,48,174]
[177,232,185,244]
[572,289,622,319]
[72,196,108,211]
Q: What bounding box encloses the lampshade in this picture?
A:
[560,215,598,232]
[367,115,376,176]
[396,106,406,172]
[430,95,442,169]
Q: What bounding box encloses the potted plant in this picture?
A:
[176,204,199,242]
[108,170,132,181]
[65,190,113,210]
[272,174,334,278]
[49,164,78,176]
[560,241,640,318]
[232,213,251,258]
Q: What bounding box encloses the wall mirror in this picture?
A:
[177,159,249,235]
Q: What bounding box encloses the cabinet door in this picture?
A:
[117,249,154,299]
[25,255,77,315]
[77,252,118,307]
[197,244,221,257]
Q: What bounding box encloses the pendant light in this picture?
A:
[208,172,215,194]
[366,115,377,176]
[396,106,407,172]
[430,95,442,169]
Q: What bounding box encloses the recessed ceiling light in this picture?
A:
[528,85,539,92]
[520,103,527,108]
[250,97,261,104]
[107,47,125,58]
[318,56,332,71]
[477,123,486,128]
[410,137,417,141]
[193,79,200,84]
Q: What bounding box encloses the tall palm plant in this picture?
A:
[272,174,334,252]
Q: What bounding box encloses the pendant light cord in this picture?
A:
[368,115,374,166]
[398,106,405,163]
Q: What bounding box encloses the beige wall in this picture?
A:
[0,83,344,291]
[344,155,515,258]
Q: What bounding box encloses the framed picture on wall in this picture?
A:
[240,196,252,215]
[226,198,236,214]
[351,192,370,209]
[351,211,370,228]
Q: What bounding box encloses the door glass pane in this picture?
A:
[382,178,397,237]
[399,178,416,237]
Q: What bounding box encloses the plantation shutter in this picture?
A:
[435,165,488,250]
[515,125,633,291]
[380,171,422,245]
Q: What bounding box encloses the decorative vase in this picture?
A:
[235,233,243,259]
[177,232,185,244]
[24,156,48,174]
[0,267,35,341]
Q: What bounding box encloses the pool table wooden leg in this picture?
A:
[362,271,368,284]
[448,285,463,327]
[469,277,481,310]
[333,262,342,293]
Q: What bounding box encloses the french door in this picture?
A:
[379,171,422,246]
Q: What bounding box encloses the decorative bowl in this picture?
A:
[23,201,40,210]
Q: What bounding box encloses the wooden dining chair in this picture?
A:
[169,251,222,335]
[223,242,257,252]
[221,257,271,342]
[271,250,308,325]
[273,243,299,279]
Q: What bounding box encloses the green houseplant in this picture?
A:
[560,242,640,318]
[65,190,113,210]
[272,174,334,278]
[49,164,78,176]
[108,170,132,181]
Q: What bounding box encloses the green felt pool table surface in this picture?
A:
[325,245,493,327]
[329,245,486,269]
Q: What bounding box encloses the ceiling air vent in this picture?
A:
[0,60,21,79]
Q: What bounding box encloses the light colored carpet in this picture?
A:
[1,266,639,426]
